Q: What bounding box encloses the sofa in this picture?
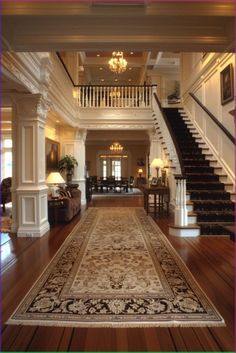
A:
[48,187,81,223]
[1,177,12,211]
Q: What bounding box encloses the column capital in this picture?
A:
[13,93,51,122]
[148,128,158,141]
[75,128,87,142]
[40,53,53,99]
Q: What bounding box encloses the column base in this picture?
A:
[17,220,50,238]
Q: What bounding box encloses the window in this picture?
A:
[102,159,107,178]
[112,159,121,179]
[1,137,12,180]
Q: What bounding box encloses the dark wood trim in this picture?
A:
[189,92,235,144]
[56,52,75,86]
[153,93,185,176]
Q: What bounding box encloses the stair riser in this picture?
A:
[188,215,197,224]
[197,214,235,222]
[187,175,219,182]
[189,192,231,200]
[187,183,225,191]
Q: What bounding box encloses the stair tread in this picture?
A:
[194,210,235,214]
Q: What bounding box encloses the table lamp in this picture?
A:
[138,168,143,177]
[150,158,164,178]
[46,172,65,198]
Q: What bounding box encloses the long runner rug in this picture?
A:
[7,207,224,327]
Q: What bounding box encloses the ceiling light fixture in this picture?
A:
[108,52,127,74]
[109,142,124,153]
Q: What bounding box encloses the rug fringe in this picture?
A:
[6,318,225,328]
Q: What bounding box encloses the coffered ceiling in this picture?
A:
[59,50,180,85]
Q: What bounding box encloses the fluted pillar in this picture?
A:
[174,175,188,226]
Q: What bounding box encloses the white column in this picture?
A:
[61,128,87,204]
[149,129,162,179]
[174,176,188,226]
[13,94,51,237]
[74,129,87,204]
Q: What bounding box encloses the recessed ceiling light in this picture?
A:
[129,67,132,70]
[99,67,103,70]
[130,52,134,55]
[97,54,100,57]
[101,78,104,82]
[114,78,118,82]
[128,79,132,82]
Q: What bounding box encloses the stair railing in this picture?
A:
[75,85,155,109]
[152,91,188,227]
[189,92,235,144]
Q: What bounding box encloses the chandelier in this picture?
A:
[109,142,124,152]
[108,52,128,74]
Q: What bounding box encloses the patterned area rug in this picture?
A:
[7,208,224,328]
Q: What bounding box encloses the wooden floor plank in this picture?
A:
[57,327,74,352]
[69,328,87,352]
[127,328,147,351]
[169,328,188,352]
[116,328,129,352]
[193,327,222,352]
[8,326,37,352]
[26,327,65,352]
[84,328,117,352]
[1,196,234,352]
[178,328,205,351]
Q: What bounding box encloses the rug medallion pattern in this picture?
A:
[8,208,224,327]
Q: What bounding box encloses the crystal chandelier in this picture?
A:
[109,142,124,152]
[108,52,128,74]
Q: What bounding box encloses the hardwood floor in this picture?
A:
[1,196,235,352]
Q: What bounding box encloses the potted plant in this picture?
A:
[58,155,78,183]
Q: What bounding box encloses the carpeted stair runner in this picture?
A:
[163,108,235,237]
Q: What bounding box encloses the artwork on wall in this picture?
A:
[46,138,60,172]
[220,63,234,105]
[137,158,145,166]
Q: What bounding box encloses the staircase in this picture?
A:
[164,108,235,237]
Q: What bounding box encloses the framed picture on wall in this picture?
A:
[220,63,234,105]
[46,138,60,172]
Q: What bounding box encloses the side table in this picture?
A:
[48,198,66,225]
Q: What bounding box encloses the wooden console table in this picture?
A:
[48,198,66,225]
[142,185,170,216]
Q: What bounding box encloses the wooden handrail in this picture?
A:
[189,92,235,144]
[153,93,185,176]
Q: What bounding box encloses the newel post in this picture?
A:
[174,175,188,226]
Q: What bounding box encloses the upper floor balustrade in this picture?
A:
[74,85,156,109]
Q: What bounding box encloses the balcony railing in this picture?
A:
[75,85,156,108]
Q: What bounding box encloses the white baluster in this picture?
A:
[121,86,124,108]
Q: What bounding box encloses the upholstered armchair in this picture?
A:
[1,177,12,211]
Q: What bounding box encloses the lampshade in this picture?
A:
[150,158,164,169]
[138,168,143,174]
[46,172,65,184]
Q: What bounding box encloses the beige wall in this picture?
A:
[86,143,149,178]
